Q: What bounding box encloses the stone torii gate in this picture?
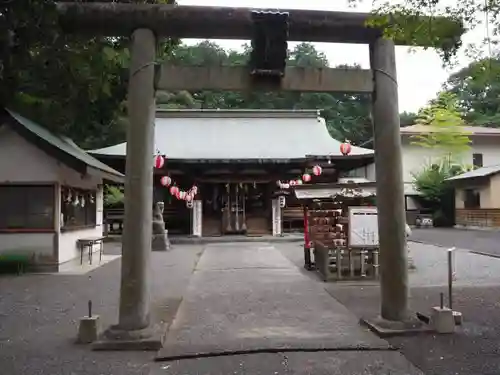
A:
[56,3,463,347]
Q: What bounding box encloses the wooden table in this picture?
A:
[77,237,106,265]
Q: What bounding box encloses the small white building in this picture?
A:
[0,109,124,272]
[346,124,500,221]
[399,124,500,200]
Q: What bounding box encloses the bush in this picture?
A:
[104,185,124,208]
[412,159,466,226]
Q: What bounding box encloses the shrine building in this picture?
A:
[90,109,374,237]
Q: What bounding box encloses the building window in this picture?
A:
[0,185,55,231]
[61,187,97,230]
[464,189,481,209]
[473,153,483,168]
[341,168,367,179]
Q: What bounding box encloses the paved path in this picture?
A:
[154,242,422,374]
[410,228,500,257]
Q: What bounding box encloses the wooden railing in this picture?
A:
[456,209,500,228]
[313,241,379,282]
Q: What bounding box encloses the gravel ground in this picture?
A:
[328,284,500,375]
[3,238,500,375]
[0,243,202,375]
[276,241,500,375]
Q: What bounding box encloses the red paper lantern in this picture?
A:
[186,194,193,202]
[170,186,179,196]
[296,179,303,185]
[340,141,352,156]
[312,165,322,176]
[160,176,172,187]
[154,155,165,169]
[302,173,311,182]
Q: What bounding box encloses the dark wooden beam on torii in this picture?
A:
[53,2,465,348]
[55,3,463,46]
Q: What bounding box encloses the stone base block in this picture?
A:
[92,324,165,351]
[430,306,455,333]
[77,315,101,344]
[360,315,433,338]
[152,232,170,252]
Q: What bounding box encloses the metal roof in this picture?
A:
[5,109,124,182]
[89,110,374,161]
[400,124,500,136]
[447,164,500,182]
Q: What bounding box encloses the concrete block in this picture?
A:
[430,307,455,334]
[152,233,170,251]
[77,315,101,344]
[360,316,433,338]
[453,310,463,326]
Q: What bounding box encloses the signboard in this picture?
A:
[272,199,282,236]
[279,196,286,208]
[192,200,202,237]
[348,207,379,248]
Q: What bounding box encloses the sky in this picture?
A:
[177,0,489,114]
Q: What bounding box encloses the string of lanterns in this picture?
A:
[277,141,352,189]
[154,154,198,203]
[155,140,352,195]
[277,165,323,189]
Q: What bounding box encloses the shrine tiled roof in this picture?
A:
[88,109,374,162]
[4,109,124,182]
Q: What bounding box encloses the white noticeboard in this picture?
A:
[348,207,379,248]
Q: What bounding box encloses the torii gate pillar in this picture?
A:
[369,37,410,323]
[97,28,159,349]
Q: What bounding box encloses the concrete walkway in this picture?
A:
[154,242,422,374]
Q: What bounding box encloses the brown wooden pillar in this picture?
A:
[370,36,409,322]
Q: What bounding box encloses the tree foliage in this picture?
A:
[104,185,125,208]
[350,0,482,64]
[3,2,445,151]
[0,0,177,149]
[411,92,471,159]
[443,57,500,127]
[158,41,374,145]
[410,92,473,224]
[411,159,466,225]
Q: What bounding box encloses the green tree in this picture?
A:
[350,0,468,64]
[400,111,418,127]
[1,0,177,149]
[410,92,471,160]
[411,160,466,225]
[410,92,473,226]
[158,41,374,145]
[443,57,500,127]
